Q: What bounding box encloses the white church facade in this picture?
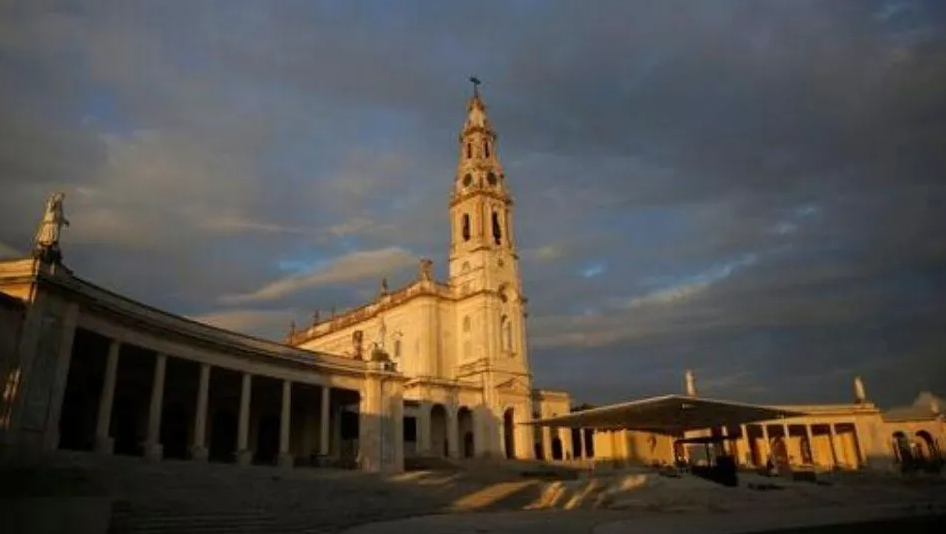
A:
[288,85,571,461]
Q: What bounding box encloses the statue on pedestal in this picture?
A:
[854,376,867,403]
[379,277,390,296]
[32,192,70,264]
[286,320,296,343]
[685,369,698,397]
[376,316,387,350]
[419,258,434,281]
[352,330,364,360]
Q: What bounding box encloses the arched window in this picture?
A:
[462,315,471,333]
[462,213,471,241]
[394,338,402,359]
[466,143,472,159]
[501,315,512,352]
[484,141,490,158]
[491,211,502,245]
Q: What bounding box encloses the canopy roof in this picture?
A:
[525,394,806,434]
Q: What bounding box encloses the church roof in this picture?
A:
[883,391,943,422]
[523,394,806,433]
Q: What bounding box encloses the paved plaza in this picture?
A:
[5,451,945,533]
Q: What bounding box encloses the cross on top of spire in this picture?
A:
[469,76,481,97]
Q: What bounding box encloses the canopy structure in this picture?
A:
[524,394,807,434]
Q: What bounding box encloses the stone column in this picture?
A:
[579,428,587,461]
[42,303,79,451]
[191,363,210,461]
[144,353,167,461]
[804,424,815,465]
[719,425,730,458]
[94,339,121,454]
[236,372,252,465]
[278,380,293,468]
[416,401,431,455]
[828,424,840,468]
[519,417,536,460]
[447,406,460,459]
[761,425,771,463]
[319,386,331,456]
[358,364,405,473]
[557,427,572,461]
[740,424,750,466]
[782,423,791,465]
[541,426,552,461]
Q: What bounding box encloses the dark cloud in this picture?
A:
[1,0,944,408]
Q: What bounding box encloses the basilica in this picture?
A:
[0,86,570,472]
[287,84,572,461]
[0,86,941,475]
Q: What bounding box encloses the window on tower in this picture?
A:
[484,141,490,158]
[501,315,513,353]
[462,213,471,241]
[466,143,472,159]
[491,211,502,245]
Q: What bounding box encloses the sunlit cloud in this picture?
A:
[580,261,606,278]
[623,253,759,309]
[220,247,417,304]
[188,308,299,339]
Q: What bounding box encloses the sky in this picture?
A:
[1,0,944,408]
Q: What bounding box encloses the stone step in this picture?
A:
[108,503,429,534]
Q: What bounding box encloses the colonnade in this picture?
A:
[62,330,353,468]
[709,421,863,469]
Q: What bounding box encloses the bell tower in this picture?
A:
[449,79,517,279]
[449,78,530,374]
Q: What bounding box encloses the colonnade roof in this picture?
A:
[524,394,807,434]
[22,261,367,374]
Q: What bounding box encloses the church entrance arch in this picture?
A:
[429,404,448,457]
[892,431,912,466]
[915,431,936,460]
[458,407,475,458]
[503,408,516,459]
